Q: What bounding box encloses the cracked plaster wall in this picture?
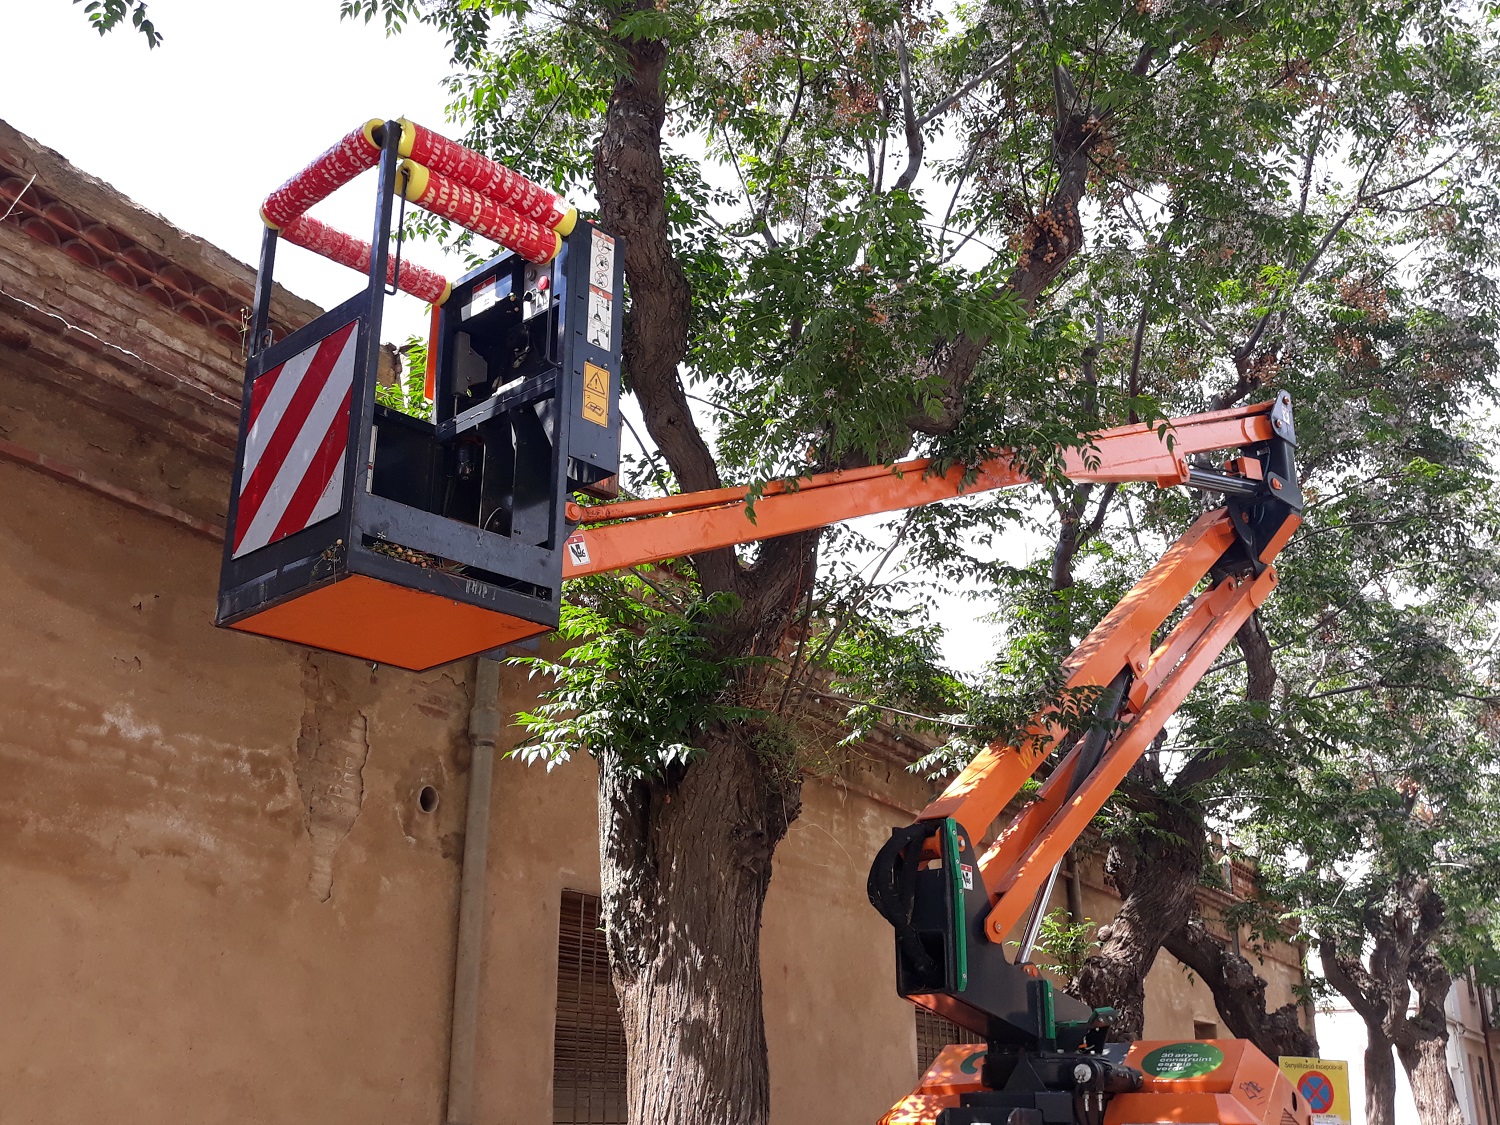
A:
[0,394,476,1120]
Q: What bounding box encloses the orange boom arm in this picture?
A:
[571,394,1301,1013]
[563,399,1286,578]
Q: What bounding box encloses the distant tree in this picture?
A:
[1231,588,1500,1125]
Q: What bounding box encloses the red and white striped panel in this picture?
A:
[232,320,359,559]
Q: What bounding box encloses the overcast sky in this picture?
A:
[1,0,465,341]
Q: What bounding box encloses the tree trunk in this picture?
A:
[598,726,802,1125]
[1073,786,1205,1039]
[1397,951,1466,1125]
[1163,915,1318,1057]
[1399,1033,1466,1125]
[1318,878,1459,1125]
[1321,933,1409,1125]
[1365,1023,1400,1125]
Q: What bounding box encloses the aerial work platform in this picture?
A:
[210,113,1313,1125]
[215,119,623,669]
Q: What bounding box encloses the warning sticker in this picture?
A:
[582,362,610,427]
[565,533,591,567]
[589,231,616,293]
[464,275,504,320]
[587,287,612,349]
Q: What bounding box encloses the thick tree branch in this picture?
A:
[1320,931,1391,1026]
[1126,294,1150,423]
[918,44,1023,127]
[1164,913,1318,1057]
[594,7,738,596]
[1050,486,1092,591]
[1079,482,1118,543]
[893,33,924,192]
[908,63,1099,434]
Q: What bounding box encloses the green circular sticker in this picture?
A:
[1140,1042,1225,1079]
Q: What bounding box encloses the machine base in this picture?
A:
[882,1040,1310,1125]
[229,573,550,670]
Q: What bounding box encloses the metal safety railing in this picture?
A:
[258,118,577,306]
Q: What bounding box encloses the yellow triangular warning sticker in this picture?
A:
[582,361,610,427]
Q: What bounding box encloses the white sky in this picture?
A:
[0,0,464,343]
[1,0,1024,676]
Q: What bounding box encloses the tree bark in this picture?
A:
[1163,914,1318,1057]
[1397,949,1466,1125]
[1400,1031,1466,1125]
[1365,1023,1401,1125]
[1073,783,1205,1039]
[1322,934,1406,1125]
[599,726,802,1125]
[592,6,743,601]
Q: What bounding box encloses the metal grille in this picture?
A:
[915,1007,985,1074]
[553,890,627,1125]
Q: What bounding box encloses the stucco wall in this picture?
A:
[766,775,932,1125]
[0,450,482,1118]
[0,440,941,1125]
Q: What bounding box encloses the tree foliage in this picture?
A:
[71,0,161,47]
[512,582,773,776]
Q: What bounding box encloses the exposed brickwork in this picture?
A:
[0,118,320,481]
[0,166,292,347]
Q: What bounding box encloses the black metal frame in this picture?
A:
[216,120,624,648]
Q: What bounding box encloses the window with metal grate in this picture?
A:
[915,1006,986,1074]
[553,890,627,1125]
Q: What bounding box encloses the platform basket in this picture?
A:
[215,121,622,670]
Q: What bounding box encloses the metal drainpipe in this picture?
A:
[446,655,501,1125]
[1065,854,1084,924]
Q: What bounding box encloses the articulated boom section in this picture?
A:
[867,393,1309,1125]
[563,396,1296,579]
